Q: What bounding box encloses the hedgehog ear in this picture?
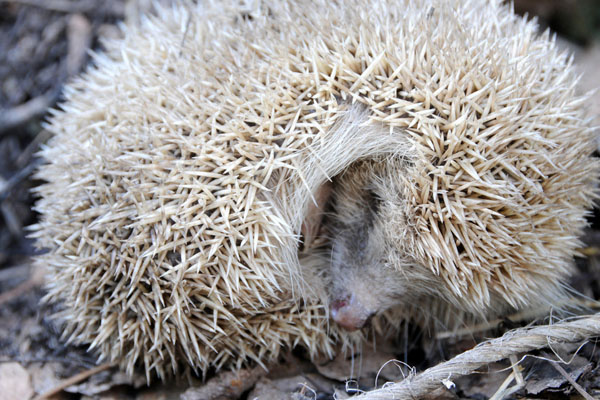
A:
[301,180,333,250]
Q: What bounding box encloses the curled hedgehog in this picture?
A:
[32,0,599,380]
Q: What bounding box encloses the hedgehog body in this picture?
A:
[33,0,598,379]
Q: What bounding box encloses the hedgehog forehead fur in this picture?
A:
[32,0,599,380]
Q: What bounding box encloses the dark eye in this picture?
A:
[366,189,382,215]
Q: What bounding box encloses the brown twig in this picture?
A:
[0,263,30,282]
[0,264,45,306]
[0,277,39,306]
[0,158,43,203]
[0,93,57,135]
[0,10,92,136]
[0,356,98,367]
[181,366,268,400]
[1,201,22,236]
[550,361,595,400]
[0,0,97,13]
[32,363,114,400]
[16,129,51,168]
[66,13,92,76]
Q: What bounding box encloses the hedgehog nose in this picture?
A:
[330,297,372,331]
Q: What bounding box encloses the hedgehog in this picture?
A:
[32,0,599,381]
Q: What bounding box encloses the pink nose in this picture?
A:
[330,298,369,331]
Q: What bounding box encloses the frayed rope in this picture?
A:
[358,313,600,399]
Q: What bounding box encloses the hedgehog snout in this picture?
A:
[330,294,375,331]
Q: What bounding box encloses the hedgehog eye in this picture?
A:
[366,189,382,215]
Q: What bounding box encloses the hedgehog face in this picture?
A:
[326,159,437,330]
[328,201,405,331]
